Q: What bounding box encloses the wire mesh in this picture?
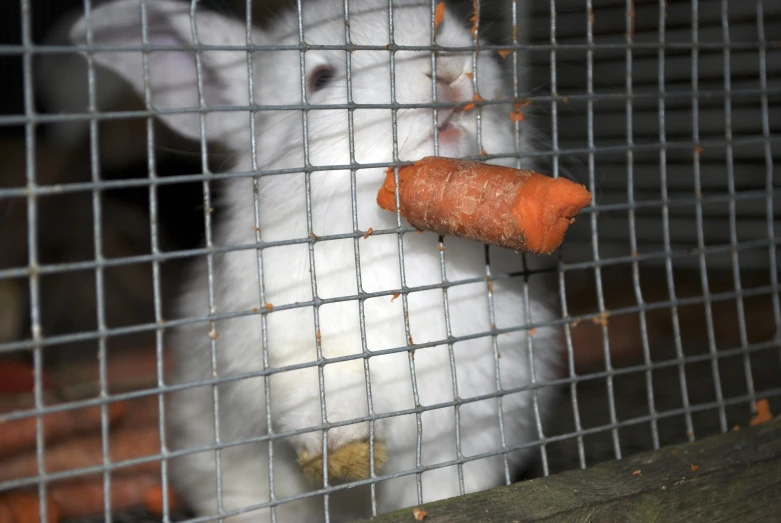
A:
[0,0,779,522]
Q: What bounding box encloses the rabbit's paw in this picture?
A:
[298,440,388,484]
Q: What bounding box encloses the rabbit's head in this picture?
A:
[69,0,521,172]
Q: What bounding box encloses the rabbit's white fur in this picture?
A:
[71,1,561,521]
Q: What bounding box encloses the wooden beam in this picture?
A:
[361,417,781,522]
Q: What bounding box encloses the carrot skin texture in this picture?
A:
[0,402,127,457]
[377,157,592,254]
[50,475,160,518]
[0,491,60,523]
[0,426,161,482]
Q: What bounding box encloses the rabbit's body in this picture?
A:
[70,1,562,521]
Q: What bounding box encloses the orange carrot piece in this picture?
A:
[50,475,159,518]
[0,490,60,523]
[0,401,126,457]
[143,484,182,516]
[0,360,49,395]
[0,425,161,482]
[434,3,445,30]
[377,157,592,254]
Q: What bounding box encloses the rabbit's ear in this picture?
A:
[69,0,252,143]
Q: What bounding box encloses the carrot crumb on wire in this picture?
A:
[592,311,610,327]
[510,100,531,121]
[497,49,512,59]
[690,464,699,472]
[509,111,525,122]
[264,303,273,311]
[363,227,374,239]
[470,0,479,36]
[391,293,401,302]
[434,2,445,31]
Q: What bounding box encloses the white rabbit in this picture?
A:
[70,0,562,521]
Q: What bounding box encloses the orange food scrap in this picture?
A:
[0,360,48,394]
[509,110,525,122]
[413,507,428,521]
[0,490,60,523]
[376,157,591,254]
[363,227,374,239]
[690,464,699,472]
[0,401,126,457]
[592,310,610,327]
[434,2,445,31]
[750,398,773,426]
[632,469,641,476]
[391,293,401,302]
[143,484,181,516]
[465,72,474,79]
[470,0,478,37]
[51,476,159,518]
[529,328,537,336]
[264,302,273,311]
[510,100,531,121]
[497,49,512,59]
[462,93,484,112]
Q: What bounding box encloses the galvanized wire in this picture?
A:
[1,1,779,522]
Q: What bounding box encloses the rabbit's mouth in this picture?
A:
[435,109,455,132]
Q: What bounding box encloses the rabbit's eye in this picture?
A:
[309,65,336,92]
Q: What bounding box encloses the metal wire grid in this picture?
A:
[0,0,779,522]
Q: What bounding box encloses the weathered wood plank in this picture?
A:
[361,418,781,523]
